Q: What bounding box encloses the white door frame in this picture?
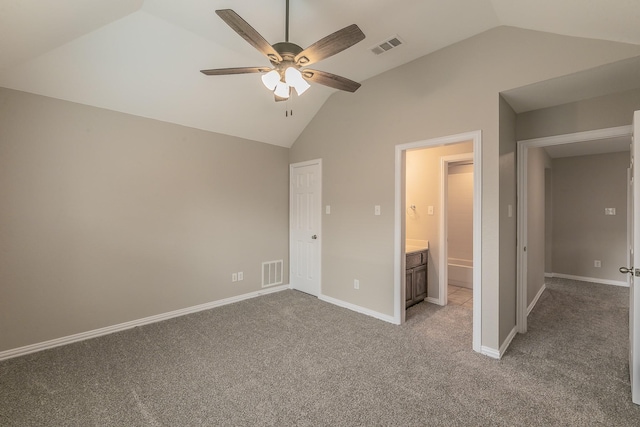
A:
[632,110,640,404]
[289,159,322,296]
[516,125,632,333]
[394,130,482,353]
[439,153,475,307]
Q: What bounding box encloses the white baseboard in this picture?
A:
[318,294,398,325]
[527,283,547,316]
[425,296,444,306]
[482,326,518,360]
[0,284,291,361]
[548,273,628,288]
[480,346,500,359]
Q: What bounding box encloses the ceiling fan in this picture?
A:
[200,0,366,102]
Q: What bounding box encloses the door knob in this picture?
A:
[620,267,634,274]
[311,235,317,239]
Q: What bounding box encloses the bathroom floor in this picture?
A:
[448,285,473,309]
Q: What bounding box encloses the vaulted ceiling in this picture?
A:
[1,0,640,147]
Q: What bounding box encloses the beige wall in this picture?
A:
[447,164,474,262]
[405,142,473,299]
[517,88,640,140]
[498,95,517,343]
[545,169,553,273]
[551,152,629,281]
[526,147,551,306]
[0,88,290,352]
[290,26,640,351]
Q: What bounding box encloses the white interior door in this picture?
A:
[290,160,321,296]
[632,110,640,404]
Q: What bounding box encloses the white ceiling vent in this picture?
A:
[370,35,404,55]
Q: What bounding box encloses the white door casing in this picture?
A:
[290,160,322,296]
[395,130,482,354]
[631,110,640,404]
[516,125,633,334]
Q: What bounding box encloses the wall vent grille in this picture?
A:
[371,35,404,55]
[262,260,283,288]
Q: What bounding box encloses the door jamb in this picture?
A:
[516,126,632,333]
[394,130,482,353]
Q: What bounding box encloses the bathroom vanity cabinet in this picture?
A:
[406,249,428,308]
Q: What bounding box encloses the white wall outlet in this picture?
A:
[238,272,243,281]
[594,260,602,268]
[326,205,331,214]
[232,273,238,282]
[605,208,616,215]
[428,206,434,215]
[354,279,360,289]
[374,205,381,216]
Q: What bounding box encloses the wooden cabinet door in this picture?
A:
[406,270,414,307]
[414,264,427,301]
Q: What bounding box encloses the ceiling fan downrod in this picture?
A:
[285,0,290,42]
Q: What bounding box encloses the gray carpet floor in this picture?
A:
[1,278,640,426]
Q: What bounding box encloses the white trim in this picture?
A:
[289,159,322,297]
[517,125,633,335]
[481,326,518,360]
[425,297,440,305]
[439,152,474,307]
[0,284,291,362]
[547,273,628,288]
[480,346,501,359]
[318,294,398,325]
[500,326,518,358]
[395,130,482,354]
[527,283,547,315]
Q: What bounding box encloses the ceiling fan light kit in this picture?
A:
[200,0,365,102]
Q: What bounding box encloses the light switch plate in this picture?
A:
[374,205,381,215]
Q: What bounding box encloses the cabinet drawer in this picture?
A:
[406,252,422,269]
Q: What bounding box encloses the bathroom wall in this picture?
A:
[447,163,474,263]
[405,141,473,299]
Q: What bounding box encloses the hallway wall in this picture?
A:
[551,152,629,282]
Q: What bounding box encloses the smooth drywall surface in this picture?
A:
[498,95,517,344]
[551,152,629,281]
[405,142,473,300]
[527,147,550,306]
[545,169,553,274]
[517,88,640,140]
[290,26,640,351]
[448,164,474,262]
[0,88,289,352]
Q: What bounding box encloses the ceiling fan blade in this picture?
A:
[295,24,365,66]
[216,9,283,63]
[302,69,361,92]
[200,67,271,76]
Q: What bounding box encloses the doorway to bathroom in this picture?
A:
[394,131,482,353]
